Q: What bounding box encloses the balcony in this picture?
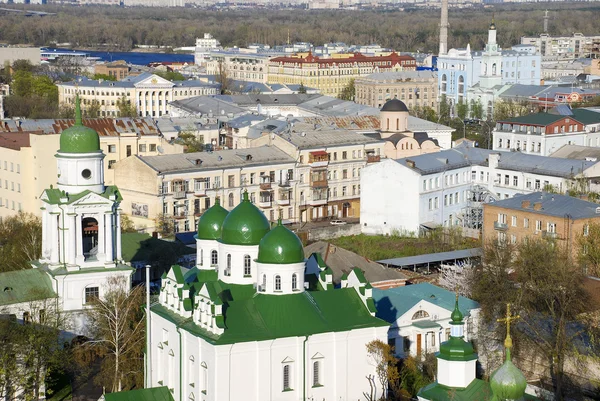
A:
[277,197,291,206]
[367,155,381,163]
[194,187,207,197]
[258,199,272,208]
[277,180,291,187]
[542,230,558,239]
[173,190,187,199]
[310,179,328,188]
[259,182,272,190]
[309,151,329,168]
[308,198,328,206]
[494,221,508,231]
[174,211,187,220]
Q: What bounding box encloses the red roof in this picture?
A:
[310,150,329,156]
[270,52,416,67]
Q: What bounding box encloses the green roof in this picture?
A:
[490,349,527,400]
[103,386,174,401]
[570,108,600,125]
[418,379,492,401]
[437,336,477,362]
[498,112,567,126]
[0,268,56,306]
[42,185,122,205]
[121,233,195,263]
[413,320,442,329]
[197,198,229,240]
[220,191,270,246]
[256,220,305,264]
[59,94,101,154]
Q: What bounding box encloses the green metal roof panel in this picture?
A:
[257,221,305,264]
[352,268,367,283]
[197,198,229,240]
[412,320,442,329]
[570,108,600,125]
[220,192,270,245]
[417,379,492,401]
[0,269,56,306]
[103,386,174,401]
[42,185,122,205]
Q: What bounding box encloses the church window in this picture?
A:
[200,249,203,266]
[261,275,266,292]
[283,364,291,390]
[411,310,429,320]
[81,169,92,179]
[244,255,251,276]
[85,286,99,304]
[211,250,218,266]
[228,193,234,208]
[275,275,282,291]
[313,361,321,386]
[225,254,231,275]
[292,273,298,290]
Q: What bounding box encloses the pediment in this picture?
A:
[134,74,174,88]
[70,192,114,206]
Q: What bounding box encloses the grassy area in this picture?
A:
[329,231,480,261]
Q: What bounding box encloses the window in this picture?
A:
[139,144,147,152]
[150,144,157,152]
[342,151,347,160]
[511,235,517,244]
[244,255,251,276]
[511,216,517,227]
[23,311,31,324]
[584,224,589,236]
[275,275,282,291]
[211,250,218,266]
[411,310,429,320]
[85,287,99,304]
[292,273,298,290]
[283,365,291,390]
[524,218,529,229]
[226,254,231,275]
[313,361,321,387]
[536,220,542,232]
[108,160,116,169]
[228,193,234,207]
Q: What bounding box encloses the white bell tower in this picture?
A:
[480,20,502,89]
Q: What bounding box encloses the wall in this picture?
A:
[0,47,40,66]
[303,222,361,241]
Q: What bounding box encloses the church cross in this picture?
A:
[497,303,520,349]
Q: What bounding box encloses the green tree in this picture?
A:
[438,94,451,125]
[154,213,174,237]
[85,100,102,118]
[456,98,469,121]
[120,214,137,233]
[577,221,600,277]
[298,82,307,94]
[154,70,185,81]
[179,130,204,153]
[12,59,36,74]
[493,99,530,122]
[92,73,117,81]
[116,95,138,118]
[470,99,484,120]
[399,355,435,397]
[0,213,42,272]
[12,70,34,97]
[338,78,355,101]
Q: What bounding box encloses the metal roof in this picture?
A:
[277,128,383,149]
[377,248,482,267]
[357,70,437,83]
[486,192,600,220]
[550,144,600,160]
[138,145,295,174]
[0,117,160,136]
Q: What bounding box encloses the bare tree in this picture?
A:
[0,212,42,272]
[365,339,400,400]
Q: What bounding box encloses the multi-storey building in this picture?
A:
[58,73,219,118]
[0,118,182,218]
[482,192,600,261]
[267,52,416,97]
[206,50,274,84]
[194,33,221,65]
[492,109,600,156]
[94,60,130,81]
[360,144,600,236]
[521,33,600,59]
[0,83,8,119]
[354,71,439,110]
[113,146,298,232]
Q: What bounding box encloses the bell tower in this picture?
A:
[480,20,502,89]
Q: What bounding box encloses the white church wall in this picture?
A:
[437,358,476,388]
[217,243,259,284]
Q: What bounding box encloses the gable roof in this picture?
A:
[41,185,122,205]
[0,268,56,306]
[372,282,479,324]
[496,113,577,126]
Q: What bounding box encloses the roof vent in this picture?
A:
[217,156,223,161]
[246,154,253,161]
[406,159,415,168]
[195,159,202,166]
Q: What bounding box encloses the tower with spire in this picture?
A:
[480,19,502,90]
[36,94,133,332]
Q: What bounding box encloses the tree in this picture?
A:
[154,70,185,81]
[577,221,600,277]
[365,339,400,400]
[0,212,42,272]
[92,73,117,81]
[438,94,451,125]
[399,355,435,397]
[297,82,307,94]
[120,214,137,233]
[470,99,484,120]
[493,99,530,122]
[154,213,174,238]
[81,276,145,393]
[179,130,204,153]
[338,79,355,101]
[215,60,233,95]
[85,99,102,118]
[117,95,138,118]
[472,238,594,399]
[456,98,469,121]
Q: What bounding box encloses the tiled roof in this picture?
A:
[485,192,600,220]
[0,268,56,306]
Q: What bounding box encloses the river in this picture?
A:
[43,48,195,66]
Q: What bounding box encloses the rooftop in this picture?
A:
[138,145,295,174]
[0,268,56,306]
[378,248,482,268]
[550,144,600,160]
[485,192,600,220]
[102,386,174,401]
[0,132,34,150]
[0,117,160,137]
[277,128,383,150]
[357,70,437,83]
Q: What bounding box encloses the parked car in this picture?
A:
[330,220,347,225]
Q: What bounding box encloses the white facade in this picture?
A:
[492,127,600,156]
[194,34,221,65]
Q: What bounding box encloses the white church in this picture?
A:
[0,96,133,334]
[147,193,390,401]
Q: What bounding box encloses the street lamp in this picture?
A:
[459,118,466,139]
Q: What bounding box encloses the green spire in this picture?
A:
[450,291,464,324]
[75,93,82,125]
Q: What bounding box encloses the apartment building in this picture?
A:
[482,192,600,260]
[113,146,297,232]
[251,128,385,222]
[57,73,219,118]
[493,109,600,156]
[360,144,600,236]
[194,33,221,65]
[206,50,273,84]
[0,118,183,218]
[521,33,600,59]
[354,71,439,110]
[94,60,130,81]
[267,52,417,97]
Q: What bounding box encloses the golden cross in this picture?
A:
[497,303,520,349]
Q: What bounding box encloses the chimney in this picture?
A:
[533,202,542,211]
[439,0,449,56]
[406,159,415,168]
[521,200,531,208]
[488,153,500,170]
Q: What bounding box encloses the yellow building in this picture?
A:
[267,52,417,97]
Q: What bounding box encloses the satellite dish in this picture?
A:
[157,146,164,154]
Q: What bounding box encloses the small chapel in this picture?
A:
[148,193,389,401]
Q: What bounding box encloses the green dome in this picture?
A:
[490,350,527,400]
[257,220,305,264]
[438,336,476,361]
[450,298,464,324]
[59,94,101,154]
[220,191,270,245]
[197,198,229,240]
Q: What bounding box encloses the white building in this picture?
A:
[0,96,133,334]
[360,144,600,235]
[194,34,221,65]
[147,192,389,401]
[521,33,600,59]
[373,283,480,358]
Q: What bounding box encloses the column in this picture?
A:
[41,209,49,260]
[68,214,77,265]
[116,211,122,261]
[97,213,105,262]
[76,216,84,265]
[50,213,59,264]
[105,213,114,263]
[155,91,159,117]
[135,91,140,117]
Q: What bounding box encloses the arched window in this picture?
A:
[262,274,266,292]
[211,250,218,266]
[396,118,399,131]
[200,248,203,266]
[441,74,447,93]
[411,310,430,320]
[244,255,251,276]
[292,273,298,290]
[313,361,320,386]
[226,254,231,275]
[228,193,234,207]
[283,364,291,390]
[275,275,281,291]
[492,63,497,75]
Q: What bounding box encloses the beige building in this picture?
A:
[57,73,219,118]
[482,192,600,261]
[0,47,40,67]
[355,71,439,110]
[113,146,297,233]
[207,51,272,84]
[94,60,130,81]
[0,118,183,218]
[267,52,417,97]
